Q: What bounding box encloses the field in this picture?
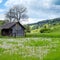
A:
[0,22,60,60]
[0,37,60,60]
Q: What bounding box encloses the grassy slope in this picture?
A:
[0,20,5,26]
[26,24,60,38]
[50,24,60,33]
[43,38,60,60]
[0,38,60,60]
[0,20,60,60]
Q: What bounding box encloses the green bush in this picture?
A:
[40,28,51,33]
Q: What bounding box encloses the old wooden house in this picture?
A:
[0,22,25,36]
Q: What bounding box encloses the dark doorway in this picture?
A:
[1,29,12,36]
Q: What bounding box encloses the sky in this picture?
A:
[0,0,60,24]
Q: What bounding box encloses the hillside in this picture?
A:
[28,18,60,32]
[29,18,60,27]
[50,24,60,33]
[0,20,5,26]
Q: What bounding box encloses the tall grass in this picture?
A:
[0,38,60,60]
[26,33,60,38]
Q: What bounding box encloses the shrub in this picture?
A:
[40,28,51,33]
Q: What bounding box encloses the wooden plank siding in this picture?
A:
[0,22,25,37]
[12,23,25,36]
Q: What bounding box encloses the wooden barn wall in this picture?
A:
[11,23,25,36]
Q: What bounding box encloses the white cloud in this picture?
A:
[0,14,5,20]
[3,0,60,24]
[5,0,32,8]
[5,0,21,7]
[21,18,44,24]
[0,9,6,20]
[42,0,52,8]
[5,0,53,9]
[0,0,2,3]
[0,9,5,12]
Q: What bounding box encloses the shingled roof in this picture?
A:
[0,22,25,29]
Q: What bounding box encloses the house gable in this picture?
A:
[12,23,25,36]
[0,22,25,36]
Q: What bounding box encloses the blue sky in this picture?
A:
[0,0,60,23]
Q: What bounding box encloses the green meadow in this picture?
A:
[0,37,60,60]
[0,21,60,60]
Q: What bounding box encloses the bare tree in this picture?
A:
[5,5,28,22]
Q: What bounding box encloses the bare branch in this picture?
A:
[5,5,28,22]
